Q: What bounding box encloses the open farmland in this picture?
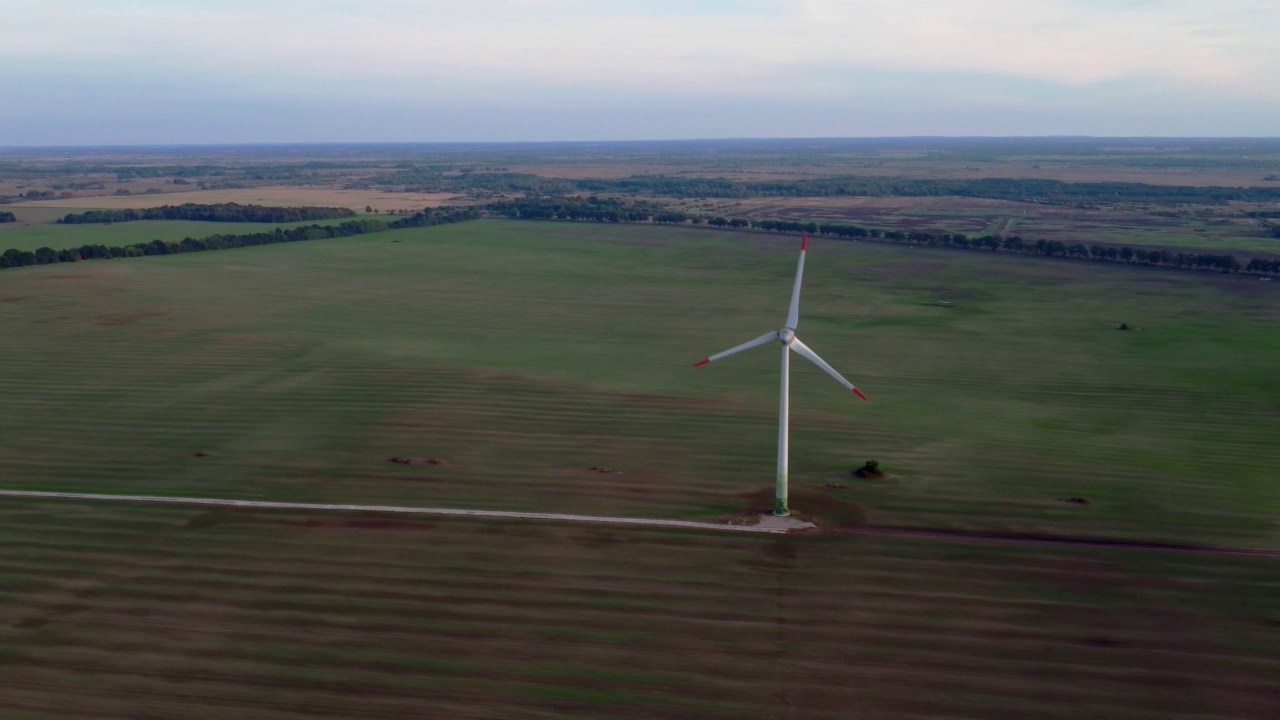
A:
[0,499,1277,719]
[6,139,1280,261]
[685,196,1280,258]
[1,220,1278,546]
[505,160,1280,186]
[3,218,1280,717]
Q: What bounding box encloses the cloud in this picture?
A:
[2,0,1278,141]
[5,0,1277,91]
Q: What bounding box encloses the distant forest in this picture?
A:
[56,203,357,224]
[377,171,1280,206]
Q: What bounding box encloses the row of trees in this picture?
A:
[57,203,357,224]
[740,220,1248,272]
[5,196,1277,278]
[493,197,1278,276]
[1,206,478,270]
[485,196,674,223]
[0,211,14,223]
[1245,258,1280,273]
[709,218,1253,274]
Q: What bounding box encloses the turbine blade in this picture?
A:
[790,337,867,399]
[694,331,779,366]
[785,233,807,330]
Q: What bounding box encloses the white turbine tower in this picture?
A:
[694,233,867,517]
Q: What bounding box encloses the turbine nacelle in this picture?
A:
[778,327,795,345]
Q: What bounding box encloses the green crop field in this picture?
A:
[0,208,380,253]
[3,218,1280,718]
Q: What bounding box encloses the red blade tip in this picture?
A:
[801,232,808,251]
[693,359,710,367]
[853,388,868,400]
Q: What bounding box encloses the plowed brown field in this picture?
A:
[2,500,1276,719]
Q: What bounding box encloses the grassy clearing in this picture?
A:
[0,220,1278,546]
[0,210,383,252]
[0,500,1275,719]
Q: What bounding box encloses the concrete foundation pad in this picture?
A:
[754,513,816,531]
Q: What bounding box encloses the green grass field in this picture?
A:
[0,207,380,252]
[3,219,1280,718]
[2,220,1277,544]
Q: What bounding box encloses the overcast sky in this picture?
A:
[3,0,1279,144]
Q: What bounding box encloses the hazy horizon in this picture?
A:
[6,137,1280,154]
[5,1,1279,145]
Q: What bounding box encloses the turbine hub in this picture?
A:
[779,327,795,345]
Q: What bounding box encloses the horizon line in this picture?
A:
[5,135,1280,152]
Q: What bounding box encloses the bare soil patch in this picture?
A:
[387,457,447,466]
[731,487,868,529]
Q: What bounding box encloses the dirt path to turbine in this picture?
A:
[0,489,800,534]
[2,489,1278,556]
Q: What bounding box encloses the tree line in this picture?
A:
[747,219,1246,273]
[723,215,1269,275]
[1245,257,1280,273]
[1,207,477,270]
[485,196,679,223]
[493,197,1280,277]
[5,196,1278,278]
[0,212,14,223]
[57,203,357,225]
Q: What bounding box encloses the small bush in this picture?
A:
[854,460,885,479]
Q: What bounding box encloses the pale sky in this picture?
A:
[3,0,1279,144]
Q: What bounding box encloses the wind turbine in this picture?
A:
[694,233,867,517]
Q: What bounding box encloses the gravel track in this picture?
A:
[0,489,800,534]
[4,490,1273,555]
